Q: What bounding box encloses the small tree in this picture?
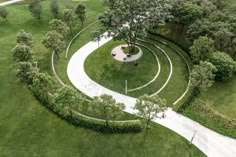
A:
[16,62,39,84]
[50,0,60,18]
[0,7,9,21]
[53,86,83,116]
[190,36,215,64]
[49,19,69,38]
[30,72,59,104]
[74,3,86,28]
[209,52,236,81]
[190,61,217,91]
[16,30,33,47]
[12,44,33,62]
[134,95,167,129]
[89,94,125,127]
[91,30,103,47]
[42,30,65,59]
[63,9,78,36]
[29,0,42,21]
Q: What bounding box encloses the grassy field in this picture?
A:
[0,0,205,156]
[84,35,189,105]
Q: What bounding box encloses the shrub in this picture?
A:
[209,51,236,81]
[30,72,59,104]
[12,44,33,62]
[0,7,9,20]
[16,30,33,47]
[16,62,39,84]
[68,109,142,133]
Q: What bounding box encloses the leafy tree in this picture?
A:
[16,30,33,47]
[210,0,229,9]
[50,0,60,18]
[28,0,42,21]
[209,52,236,81]
[12,44,33,62]
[212,28,233,52]
[0,7,9,21]
[42,30,65,59]
[30,72,59,104]
[74,3,86,28]
[172,1,203,29]
[89,94,125,127]
[49,19,69,38]
[91,30,103,47]
[190,61,217,91]
[53,86,83,116]
[187,18,212,43]
[190,36,215,64]
[63,9,78,35]
[134,95,167,129]
[16,62,39,84]
[100,0,172,54]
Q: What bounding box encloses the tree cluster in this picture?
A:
[171,0,236,91]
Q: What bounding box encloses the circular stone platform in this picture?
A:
[111,44,143,62]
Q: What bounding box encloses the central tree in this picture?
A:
[100,0,172,54]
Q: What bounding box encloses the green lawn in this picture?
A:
[0,0,205,156]
[85,40,159,96]
[84,35,189,105]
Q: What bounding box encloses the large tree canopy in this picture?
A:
[100,0,173,53]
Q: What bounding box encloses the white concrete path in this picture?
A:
[67,33,236,157]
[0,0,23,7]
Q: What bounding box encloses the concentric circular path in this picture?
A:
[67,32,236,157]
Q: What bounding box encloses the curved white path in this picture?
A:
[0,0,23,7]
[67,33,236,157]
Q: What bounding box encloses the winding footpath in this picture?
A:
[67,33,236,157]
[0,0,23,7]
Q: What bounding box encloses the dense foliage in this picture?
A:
[209,52,236,81]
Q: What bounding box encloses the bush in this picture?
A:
[12,44,33,62]
[209,52,236,81]
[177,88,200,113]
[16,62,39,84]
[0,7,9,20]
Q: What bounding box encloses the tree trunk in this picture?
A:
[146,119,151,129]
[55,51,60,60]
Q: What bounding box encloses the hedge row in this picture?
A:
[19,65,142,133]
[67,110,142,133]
[177,88,200,113]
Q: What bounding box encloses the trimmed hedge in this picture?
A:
[177,88,200,113]
[17,63,142,134]
[68,110,142,133]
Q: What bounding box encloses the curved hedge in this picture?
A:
[16,62,142,133]
[68,109,142,133]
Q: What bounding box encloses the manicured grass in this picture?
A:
[85,40,159,96]
[84,35,189,105]
[0,0,206,156]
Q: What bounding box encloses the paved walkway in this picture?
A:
[0,0,23,7]
[67,33,236,157]
[111,44,143,62]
